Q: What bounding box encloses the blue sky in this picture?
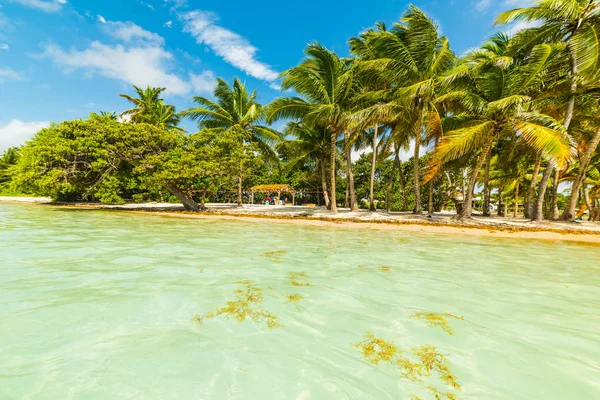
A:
[0,0,528,150]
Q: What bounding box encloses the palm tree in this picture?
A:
[433,35,574,218]
[180,78,282,205]
[349,6,455,214]
[277,122,332,209]
[561,95,600,219]
[120,85,167,122]
[143,102,181,131]
[496,0,600,221]
[267,43,356,214]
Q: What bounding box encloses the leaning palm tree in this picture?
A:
[119,85,167,122]
[267,43,357,214]
[180,78,282,205]
[496,0,600,220]
[349,6,455,214]
[433,35,574,218]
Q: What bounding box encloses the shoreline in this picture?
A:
[2,196,599,245]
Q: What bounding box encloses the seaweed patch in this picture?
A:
[261,250,287,263]
[193,282,282,329]
[353,332,461,398]
[410,312,464,336]
[290,271,311,287]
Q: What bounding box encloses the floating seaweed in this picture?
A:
[290,271,311,287]
[410,312,464,336]
[353,332,461,397]
[283,293,304,310]
[353,331,399,365]
[261,250,287,263]
[193,282,282,329]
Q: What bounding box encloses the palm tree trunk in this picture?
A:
[399,160,408,211]
[345,184,349,208]
[562,128,600,220]
[413,131,422,214]
[320,156,331,210]
[345,132,359,211]
[524,153,541,219]
[497,187,504,216]
[514,181,520,218]
[386,146,400,213]
[551,168,560,220]
[237,173,243,206]
[428,181,434,215]
[532,160,555,221]
[533,48,578,221]
[163,182,201,211]
[369,125,378,211]
[330,130,338,214]
[458,137,493,219]
[483,149,492,216]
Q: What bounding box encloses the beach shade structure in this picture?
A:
[249,184,296,205]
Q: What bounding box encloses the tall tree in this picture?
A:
[349,6,455,214]
[432,34,574,218]
[267,43,356,214]
[181,78,282,205]
[496,0,600,221]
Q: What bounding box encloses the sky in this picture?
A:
[0,0,531,151]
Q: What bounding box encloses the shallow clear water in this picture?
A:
[1,204,599,400]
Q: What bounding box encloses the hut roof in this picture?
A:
[250,184,295,192]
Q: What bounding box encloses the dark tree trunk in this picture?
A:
[524,153,541,219]
[497,187,504,216]
[458,137,493,219]
[164,183,201,211]
[483,149,492,216]
[237,171,243,206]
[514,181,520,218]
[399,160,408,211]
[551,168,560,220]
[428,181,434,215]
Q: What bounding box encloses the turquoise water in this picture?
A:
[1,204,599,399]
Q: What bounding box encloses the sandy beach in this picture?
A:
[2,196,599,245]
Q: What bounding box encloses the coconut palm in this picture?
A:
[267,43,357,214]
[561,95,600,219]
[120,85,167,122]
[277,122,332,209]
[432,35,574,218]
[348,6,455,214]
[180,78,282,205]
[496,0,600,220]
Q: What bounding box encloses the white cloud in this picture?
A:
[164,20,173,28]
[475,0,491,12]
[189,70,216,94]
[0,12,16,33]
[105,21,164,45]
[97,14,106,24]
[0,67,23,81]
[0,120,50,151]
[181,10,279,82]
[40,42,191,95]
[7,0,66,12]
[0,44,8,50]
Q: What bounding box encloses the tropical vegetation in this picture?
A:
[3,0,600,221]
